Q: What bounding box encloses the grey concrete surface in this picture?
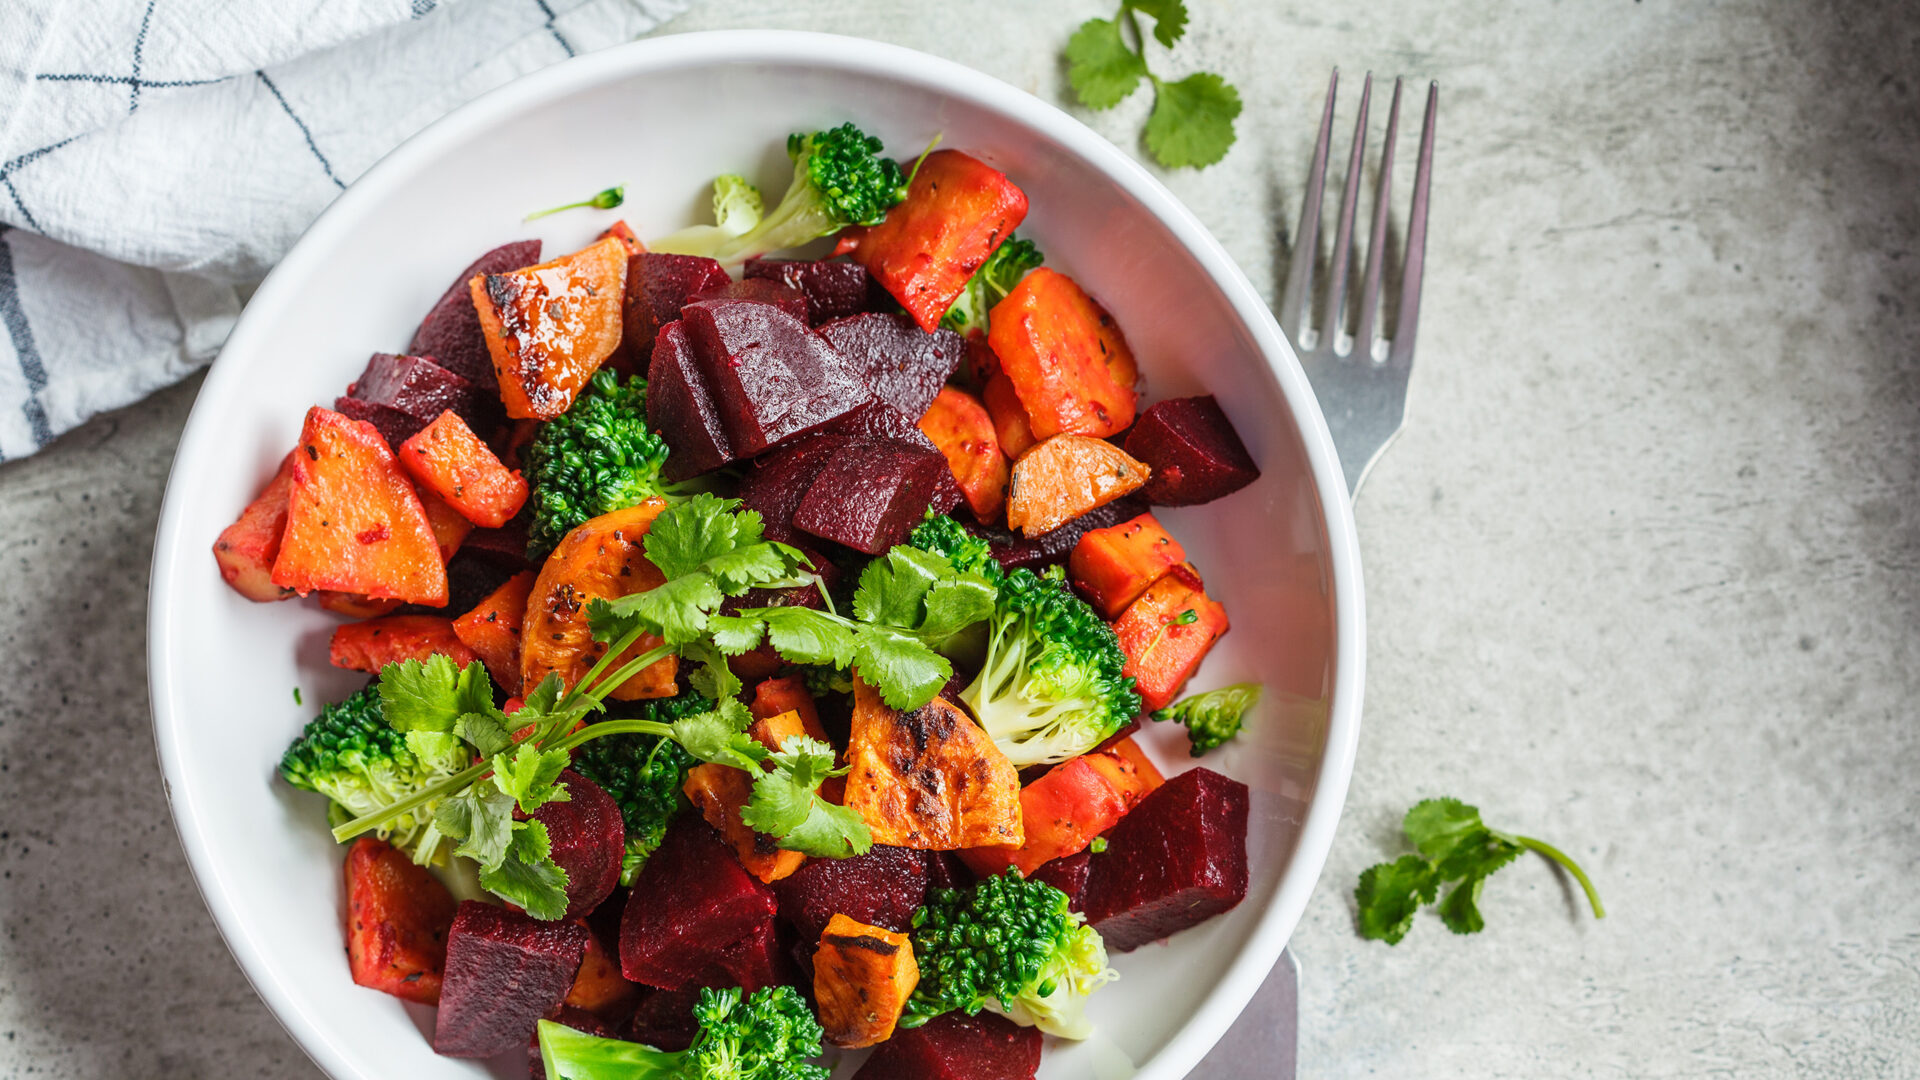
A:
[2,1,1915,1077]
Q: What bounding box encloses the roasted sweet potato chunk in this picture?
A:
[411,240,542,388]
[398,410,528,528]
[521,500,677,700]
[344,836,457,1005]
[271,407,448,605]
[452,570,535,693]
[330,615,478,674]
[683,763,806,885]
[417,488,473,565]
[919,387,1009,521]
[981,372,1037,461]
[989,268,1137,439]
[214,451,297,602]
[1069,512,1187,618]
[1112,565,1230,711]
[1006,434,1150,537]
[838,150,1029,333]
[956,743,1155,879]
[843,677,1022,850]
[316,591,402,618]
[563,925,641,1019]
[599,219,644,256]
[813,913,919,1048]
[472,235,628,420]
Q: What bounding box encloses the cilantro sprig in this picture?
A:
[1064,0,1242,169]
[325,495,1002,911]
[1355,798,1606,944]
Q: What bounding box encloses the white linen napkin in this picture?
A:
[0,0,691,461]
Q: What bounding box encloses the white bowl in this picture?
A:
[147,30,1363,1080]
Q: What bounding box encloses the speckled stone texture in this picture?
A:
[2,1,1915,1077]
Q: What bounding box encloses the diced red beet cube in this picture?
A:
[682,300,874,457]
[924,851,976,892]
[686,278,809,324]
[962,496,1148,574]
[815,312,966,420]
[623,253,732,376]
[619,816,776,989]
[532,770,625,921]
[332,395,426,449]
[647,320,737,482]
[815,399,942,452]
[1124,395,1261,506]
[528,1006,619,1080]
[344,352,485,429]
[1029,850,1093,912]
[745,259,871,325]
[1081,767,1249,952]
[793,440,962,554]
[693,917,794,993]
[735,434,846,546]
[459,510,534,571]
[771,845,928,945]
[410,240,542,389]
[433,901,590,1058]
[628,987,704,1052]
[854,1010,1042,1080]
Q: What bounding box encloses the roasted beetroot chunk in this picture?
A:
[682,300,873,456]
[816,399,942,449]
[854,1010,1043,1080]
[628,987,704,1052]
[793,440,963,554]
[772,844,929,944]
[619,816,777,989]
[745,258,871,324]
[686,278,809,323]
[433,901,590,1058]
[1081,767,1249,952]
[697,917,795,992]
[532,770,626,920]
[410,240,542,388]
[736,435,844,546]
[923,850,976,892]
[1124,395,1261,506]
[964,495,1148,574]
[344,352,489,433]
[332,396,427,449]
[647,320,737,482]
[622,253,731,375]
[1028,849,1092,912]
[815,312,967,419]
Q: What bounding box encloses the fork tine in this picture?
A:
[1389,81,1437,364]
[1319,72,1371,350]
[1279,70,1338,340]
[1352,78,1402,356]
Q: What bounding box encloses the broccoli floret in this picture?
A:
[278,685,460,863]
[907,511,1002,583]
[573,691,711,885]
[903,871,1117,1040]
[651,123,908,265]
[524,369,679,557]
[537,984,829,1080]
[940,235,1043,337]
[796,663,854,701]
[1152,682,1261,756]
[955,565,1139,767]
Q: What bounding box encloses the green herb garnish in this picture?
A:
[526,184,626,220]
[1064,1,1242,169]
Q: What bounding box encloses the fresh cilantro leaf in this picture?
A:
[1439,871,1496,935]
[405,730,470,775]
[643,493,751,579]
[672,699,757,766]
[518,672,565,717]
[492,744,572,814]
[853,547,943,626]
[851,624,952,711]
[1354,854,1438,944]
[617,573,725,646]
[479,818,571,921]
[757,608,859,668]
[456,711,514,759]
[1145,71,1241,168]
[435,785,516,870]
[1130,0,1189,47]
[1404,797,1490,862]
[707,614,768,656]
[680,638,742,704]
[1066,17,1148,109]
[741,735,872,858]
[704,539,803,595]
[379,656,493,733]
[918,576,997,643]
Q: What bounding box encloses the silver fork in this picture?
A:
[1193,71,1437,1080]
[1281,71,1438,496]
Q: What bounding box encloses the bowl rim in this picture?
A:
[147,28,1364,1080]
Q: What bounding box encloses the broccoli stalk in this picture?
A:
[646,174,766,256]
[569,691,711,885]
[524,369,693,557]
[939,235,1043,337]
[650,123,908,266]
[903,871,1117,1040]
[537,985,829,1080]
[278,685,463,864]
[1152,682,1261,756]
[956,564,1140,767]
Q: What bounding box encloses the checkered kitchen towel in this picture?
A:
[0,0,691,461]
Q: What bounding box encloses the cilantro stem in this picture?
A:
[1515,835,1606,919]
[332,758,492,843]
[525,185,625,220]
